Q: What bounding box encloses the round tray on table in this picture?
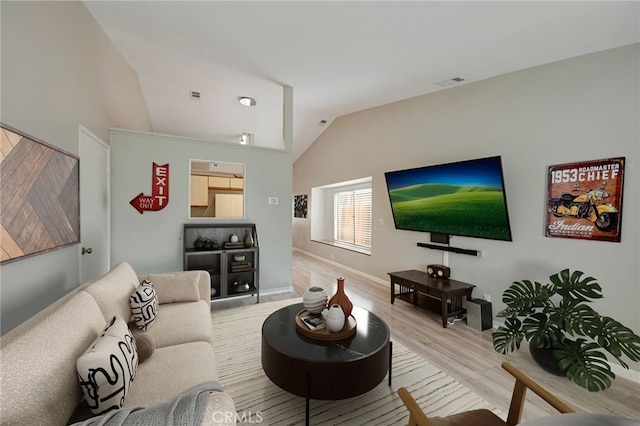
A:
[295,309,357,341]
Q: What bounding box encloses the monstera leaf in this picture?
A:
[554,339,614,392]
[492,317,525,354]
[521,313,563,349]
[554,300,600,337]
[550,269,603,302]
[596,317,640,365]
[497,279,552,317]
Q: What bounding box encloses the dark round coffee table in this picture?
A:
[261,303,391,424]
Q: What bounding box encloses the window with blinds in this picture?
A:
[334,188,372,250]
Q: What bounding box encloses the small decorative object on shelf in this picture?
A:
[303,287,328,314]
[232,282,251,293]
[323,304,345,332]
[230,234,239,243]
[244,230,254,248]
[194,237,205,250]
[328,277,353,320]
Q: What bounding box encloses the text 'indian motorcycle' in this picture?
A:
[547,182,618,231]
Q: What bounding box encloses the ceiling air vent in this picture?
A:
[190,90,201,100]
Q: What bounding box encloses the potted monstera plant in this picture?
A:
[492,269,640,392]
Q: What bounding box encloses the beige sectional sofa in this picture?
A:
[0,262,235,425]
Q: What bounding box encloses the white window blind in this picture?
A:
[334,188,372,249]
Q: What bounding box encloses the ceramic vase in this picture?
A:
[230,234,239,243]
[328,277,353,320]
[323,304,345,333]
[244,230,254,248]
[303,287,328,314]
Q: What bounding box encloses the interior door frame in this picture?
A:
[78,124,110,281]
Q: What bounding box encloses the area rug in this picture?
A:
[211,298,501,425]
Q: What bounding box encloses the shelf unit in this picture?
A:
[183,223,259,302]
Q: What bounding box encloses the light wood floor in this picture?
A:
[214,250,640,422]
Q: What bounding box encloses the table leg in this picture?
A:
[305,373,310,426]
[441,294,448,328]
[388,341,393,386]
[390,279,395,304]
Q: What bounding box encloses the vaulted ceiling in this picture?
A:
[84,1,640,159]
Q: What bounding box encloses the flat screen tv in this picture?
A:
[384,156,513,242]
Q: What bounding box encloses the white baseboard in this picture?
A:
[293,247,388,287]
[611,363,640,383]
[259,286,294,296]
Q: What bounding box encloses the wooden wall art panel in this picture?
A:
[1,124,80,264]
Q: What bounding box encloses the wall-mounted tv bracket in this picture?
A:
[417,234,481,256]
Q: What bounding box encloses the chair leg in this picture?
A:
[506,380,527,426]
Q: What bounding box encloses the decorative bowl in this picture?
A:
[233,255,246,262]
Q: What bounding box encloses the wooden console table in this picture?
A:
[388,270,475,328]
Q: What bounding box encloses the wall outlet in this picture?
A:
[330,253,334,260]
[268,197,278,205]
[483,293,492,303]
[379,218,384,226]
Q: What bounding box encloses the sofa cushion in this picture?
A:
[138,272,201,304]
[123,341,219,409]
[130,280,159,331]
[130,300,213,348]
[77,315,139,415]
[84,262,140,322]
[0,291,105,426]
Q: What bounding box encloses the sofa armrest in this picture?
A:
[137,270,211,304]
[202,391,237,425]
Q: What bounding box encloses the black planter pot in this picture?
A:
[529,344,565,377]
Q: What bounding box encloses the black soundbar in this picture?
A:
[417,242,480,257]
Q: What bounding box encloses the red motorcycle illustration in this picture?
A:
[548,182,618,231]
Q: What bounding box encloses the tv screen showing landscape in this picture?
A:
[384,156,513,241]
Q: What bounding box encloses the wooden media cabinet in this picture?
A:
[388,269,475,328]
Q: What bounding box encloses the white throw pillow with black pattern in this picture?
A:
[129,280,159,331]
[77,315,138,415]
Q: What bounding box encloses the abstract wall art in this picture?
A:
[294,194,308,218]
[1,124,80,263]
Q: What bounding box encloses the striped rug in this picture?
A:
[211,298,501,425]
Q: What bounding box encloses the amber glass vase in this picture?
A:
[328,277,353,320]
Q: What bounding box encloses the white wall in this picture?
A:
[293,45,639,369]
[109,130,293,293]
[0,1,151,334]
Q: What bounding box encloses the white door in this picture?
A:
[79,125,110,283]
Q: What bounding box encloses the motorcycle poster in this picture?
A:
[545,157,625,242]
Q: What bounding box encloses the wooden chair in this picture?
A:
[397,361,575,426]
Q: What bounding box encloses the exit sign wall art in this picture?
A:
[130,162,169,214]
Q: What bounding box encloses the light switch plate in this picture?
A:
[268,197,278,205]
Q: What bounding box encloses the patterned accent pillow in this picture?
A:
[77,315,138,415]
[129,280,159,331]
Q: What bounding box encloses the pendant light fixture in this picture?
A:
[239,97,256,145]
